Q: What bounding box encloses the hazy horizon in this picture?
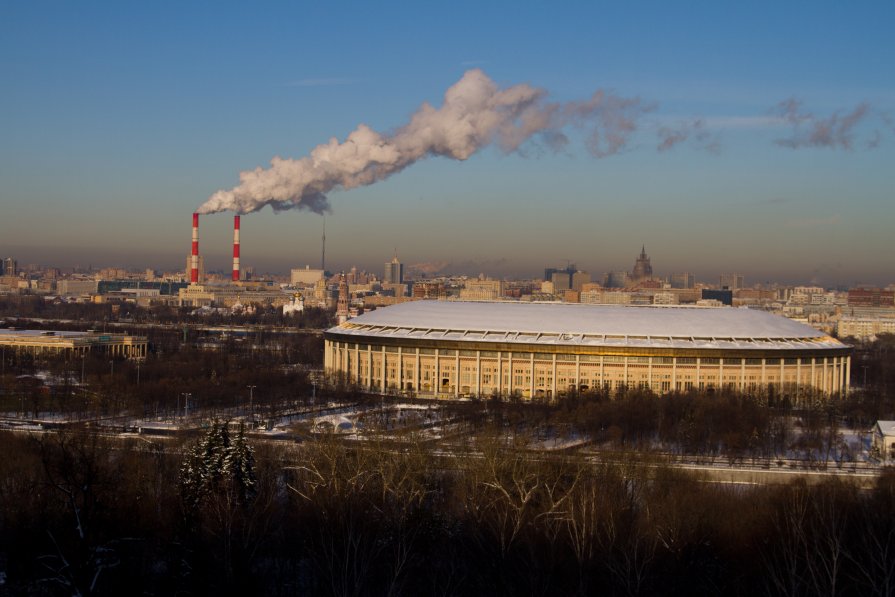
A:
[2,3,893,288]
[1,239,888,289]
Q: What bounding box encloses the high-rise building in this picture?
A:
[336,274,350,324]
[545,263,576,283]
[1,257,17,277]
[571,271,591,291]
[551,271,572,291]
[604,271,630,288]
[719,273,745,290]
[631,246,652,280]
[669,272,695,289]
[384,252,403,284]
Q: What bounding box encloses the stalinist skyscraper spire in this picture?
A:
[384,250,404,284]
[632,245,653,280]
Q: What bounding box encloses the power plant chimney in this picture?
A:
[232,214,241,282]
[190,212,199,284]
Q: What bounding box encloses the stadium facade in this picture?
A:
[323,301,851,399]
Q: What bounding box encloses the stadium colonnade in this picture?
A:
[324,301,851,400]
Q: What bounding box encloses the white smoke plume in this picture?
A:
[657,118,721,154]
[773,98,872,150]
[198,69,651,215]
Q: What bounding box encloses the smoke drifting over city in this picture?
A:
[198,69,651,215]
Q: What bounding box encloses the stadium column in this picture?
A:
[498,352,503,396]
[811,357,817,390]
[623,356,628,387]
[845,356,851,392]
[551,354,557,400]
[415,350,420,394]
[455,353,460,398]
[434,351,440,398]
[398,347,403,392]
[599,355,604,388]
[647,357,652,390]
[780,359,785,392]
[740,359,746,391]
[476,351,481,397]
[822,357,828,395]
[575,355,580,392]
[381,346,387,392]
[796,359,801,393]
[507,352,513,396]
[761,358,767,387]
[354,344,360,384]
[671,357,677,390]
[367,346,373,390]
[837,356,844,395]
[529,353,534,399]
[719,359,724,390]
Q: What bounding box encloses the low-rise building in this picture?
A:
[838,317,895,341]
[460,279,505,301]
[0,329,147,359]
[872,421,895,462]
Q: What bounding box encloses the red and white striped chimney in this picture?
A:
[190,212,200,284]
[232,214,241,282]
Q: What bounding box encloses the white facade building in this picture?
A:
[838,317,895,340]
[291,266,325,286]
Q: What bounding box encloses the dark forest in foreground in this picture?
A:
[1,429,893,596]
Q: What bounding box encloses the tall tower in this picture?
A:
[190,213,200,284]
[336,273,350,324]
[384,250,403,284]
[632,245,653,280]
[232,215,241,282]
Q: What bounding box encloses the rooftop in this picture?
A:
[327,301,849,351]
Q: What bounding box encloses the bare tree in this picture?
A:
[33,430,121,596]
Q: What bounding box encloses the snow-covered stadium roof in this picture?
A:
[326,301,849,351]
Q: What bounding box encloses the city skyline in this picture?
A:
[2,2,893,285]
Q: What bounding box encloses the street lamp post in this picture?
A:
[180,392,191,422]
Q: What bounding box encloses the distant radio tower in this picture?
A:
[321,216,326,272]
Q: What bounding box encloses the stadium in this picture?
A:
[323,301,851,399]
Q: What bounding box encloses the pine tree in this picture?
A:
[180,421,256,515]
[225,425,257,506]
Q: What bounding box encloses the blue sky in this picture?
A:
[1,1,893,285]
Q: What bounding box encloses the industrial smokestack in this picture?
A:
[232,214,241,282]
[191,212,199,284]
